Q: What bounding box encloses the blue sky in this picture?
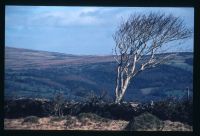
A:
[5,6,194,55]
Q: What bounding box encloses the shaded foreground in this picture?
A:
[4,98,193,131]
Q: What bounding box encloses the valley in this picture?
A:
[5,47,193,102]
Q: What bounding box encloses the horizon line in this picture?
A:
[5,46,194,56]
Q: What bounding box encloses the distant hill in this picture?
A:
[5,47,114,70]
[5,47,193,102]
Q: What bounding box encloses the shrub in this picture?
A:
[50,116,67,122]
[85,90,112,104]
[77,112,109,122]
[64,115,77,128]
[149,97,193,125]
[125,112,164,131]
[51,91,65,117]
[22,116,39,124]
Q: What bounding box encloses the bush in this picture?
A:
[64,115,77,128]
[50,116,66,122]
[51,91,65,117]
[4,98,51,118]
[125,112,164,131]
[84,90,112,104]
[22,116,39,124]
[77,112,109,122]
[78,113,100,121]
[148,97,193,125]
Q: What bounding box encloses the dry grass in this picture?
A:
[4,114,192,131]
[4,115,128,130]
[162,120,193,131]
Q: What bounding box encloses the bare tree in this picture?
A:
[52,91,65,117]
[113,12,192,104]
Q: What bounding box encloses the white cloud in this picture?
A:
[6,6,194,28]
[6,6,194,54]
[23,7,105,27]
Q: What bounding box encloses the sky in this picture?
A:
[5,6,194,55]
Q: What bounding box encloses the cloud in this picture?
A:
[6,6,193,30]
[5,6,194,55]
[37,7,103,26]
[6,6,106,29]
[5,6,135,30]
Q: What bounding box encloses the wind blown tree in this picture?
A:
[113,12,192,104]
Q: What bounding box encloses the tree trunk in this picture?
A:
[115,66,120,100]
[115,75,130,104]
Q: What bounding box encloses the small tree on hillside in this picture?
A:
[52,91,65,117]
[113,12,192,104]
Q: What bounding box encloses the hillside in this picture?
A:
[5,47,114,70]
[5,47,193,102]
